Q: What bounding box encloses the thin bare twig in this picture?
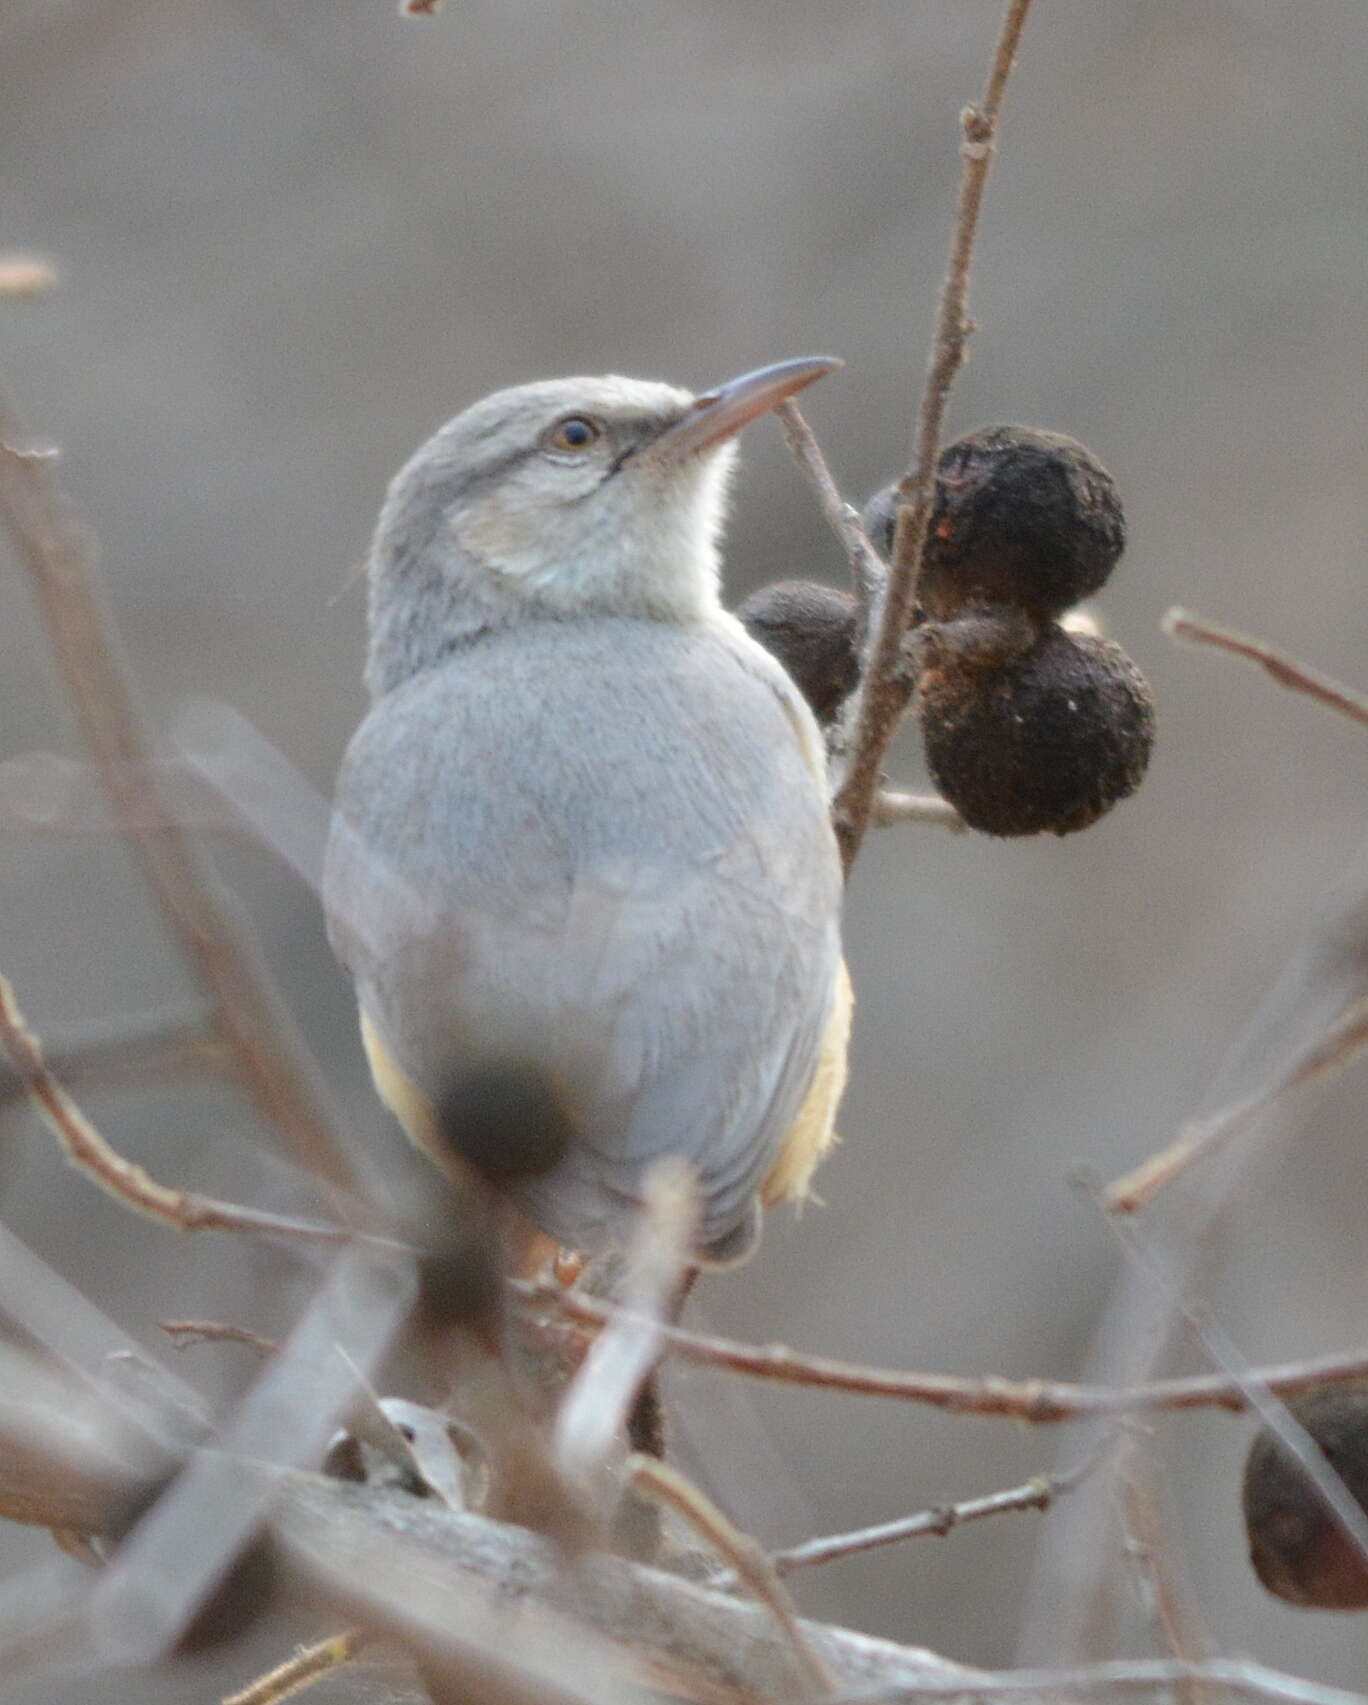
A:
[0,1000,227,1110]
[628,1454,838,1697]
[223,1629,370,1705]
[776,400,886,622]
[871,791,967,832]
[1165,607,1368,731]
[516,1280,1368,1420]
[161,1320,281,1357]
[769,1440,1114,1577]
[0,395,362,1207]
[833,0,1035,872]
[832,1658,1368,1705]
[1105,993,1368,1213]
[1119,1457,1214,1705]
[0,971,362,1246]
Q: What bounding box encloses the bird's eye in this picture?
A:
[546,416,601,454]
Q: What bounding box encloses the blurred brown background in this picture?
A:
[2,0,1367,1698]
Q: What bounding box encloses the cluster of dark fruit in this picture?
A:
[738,426,1155,837]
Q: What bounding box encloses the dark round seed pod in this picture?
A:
[736,579,861,726]
[1243,1382,1368,1609]
[862,426,1125,622]
[916,625,1153,836]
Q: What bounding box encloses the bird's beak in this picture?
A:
[643,355,843,465]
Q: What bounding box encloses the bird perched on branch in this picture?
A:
[324,359,851,1269]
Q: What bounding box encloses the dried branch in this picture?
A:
[629,1454,838,1696]
[517,1281,1368,1420]
[832,0,1035,872]
[832,1658,1368,1705]
[161,1320,281,1357]
[1104,992,1368,1213]
[1165,607,1368,731]
[1119,1470,1213,1705]
[768,1441,1113,1577]
[776,399,886,621]
[0,997,225,1110]
[0,970,361,1246]
[0,395,363,1207]
[223,1629,370,1705]
[871,790,967,832]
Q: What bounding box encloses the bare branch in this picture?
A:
[831,1658,1368,1705]
[871,791,967,832]
[1105,993,1368,1213]
[776,400,886,620]
[1119,1455,1214,1705]
[222,1629,369,1705]
[0,970,362,1246]
[1165,607,1368,731]
[0,395,363,1208]
[517,1281,1368,1420]
[161,1320,281,1357]
[769,1440,1114,1577]
[833,0,1035,872]
[629,1454,838,1696]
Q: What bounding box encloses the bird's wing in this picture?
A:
[323,616,842,1255]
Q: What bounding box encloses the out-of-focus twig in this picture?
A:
[775,400,886,625]
[1119,1456,1214,1705]
[0,393,362,1207]
[1165,607,1368,731]
[768,1441,1114,1577]
[833,0,1035,873]
[0,256,59,299]
[161,1320,281,1357]
[830,1658,1368,1705]
[0,999,226,1111]
[223,1629,369,1705]
[871,790,967,832]
[0,971,359,1245]
[554,1161,696,1491]
[628,1454,838,1696]
[1105,993,1368,1213]
[516,1279,1368,1420]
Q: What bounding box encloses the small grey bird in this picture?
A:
[323,358,851,1267]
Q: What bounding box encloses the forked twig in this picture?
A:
[833,0,1035,872]
[1165,607,1368,731]
[628,1454,837,1696]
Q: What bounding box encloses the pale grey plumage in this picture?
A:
[324,370,843,1260]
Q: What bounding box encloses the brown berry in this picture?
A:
[863,426,1125,622]
[736,579,861,725]
[916,624,1153,837]
[1243,1383,1368,1609]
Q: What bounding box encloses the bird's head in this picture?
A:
[365,357,840,697]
